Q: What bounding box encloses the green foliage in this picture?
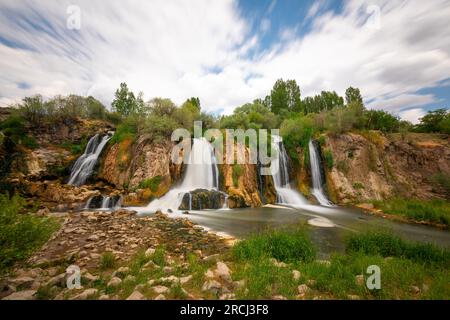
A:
[219,100,279,130]
[372,198,450,226]
[303,91,344,114]
[345,87,364,106]
[0,115,38,149]
[280,114,314,164]
[267,79,302,116]
[365,110,402,132]
[345,230,450,267]
[109,118,137,144]
[323,150,334,169]
[232,164,243,187]
[100,252,116,270]
[60,138,88,155]
[138,176,162,192]
[232,227,316,263]
[353,182,365,190]
[0,194,59,272]
[415,108,450,134]
[111,83,138,117]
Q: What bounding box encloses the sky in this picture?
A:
[0,0,449,124]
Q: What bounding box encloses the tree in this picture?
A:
[416,108,450,133]
[269,79,302,115]
[111,83,137,116]
[186,97,201,111]
[345,87,364,106]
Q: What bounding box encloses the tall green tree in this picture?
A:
[345,87,364,106]
[269,79,302,115]
[111,83,137,116]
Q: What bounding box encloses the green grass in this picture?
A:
[60,138,88,155]
[232,226,316,263]
[138,176,162,192]
[99,252,117,270]
[0,194,59,273]
[345,230,450,267]
[229,228,450,300]
[372,198,450,227]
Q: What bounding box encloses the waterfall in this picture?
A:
[101,196,111,209]
[271,135,307,205]
[308,140,334,207]
[85,195,122,210]
[146,137,219,213]
[222,194,229,210]
[68,134,111,186]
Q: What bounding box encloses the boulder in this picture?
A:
[126,291,145,300]
[2,290,37,300]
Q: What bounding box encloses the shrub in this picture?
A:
[0,194,59,272]
[100,252,116,270]
[138,176,162,192]
[232,164,243,187]
[232,227,316,263]
[109,119,137,145]
[0,115,38,149]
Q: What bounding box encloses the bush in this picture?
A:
[232,227,316,263]
[138,176,162,192]
[100,252,116,270]
[345,230,450,266]
[109,119,137,145]
[323,150,334,169]
[0,194,59,272]
[0,115,38,149]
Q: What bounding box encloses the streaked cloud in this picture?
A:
[0,0,449,121]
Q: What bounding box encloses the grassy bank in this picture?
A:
[0,194,60,274]
[371,198,450,227]
[227,227,450,299]
[55,227,450,300]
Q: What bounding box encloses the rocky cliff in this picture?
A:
[322,132,450,204]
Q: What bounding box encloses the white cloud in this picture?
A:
[0,0,449,116]
[398,108,427,125]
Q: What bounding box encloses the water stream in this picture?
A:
[68,133,112,186]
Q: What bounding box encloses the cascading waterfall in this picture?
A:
[308,140,334,207]
[271,135,307,205]
[146,137,219,213]
[85,195,122,210]
[68,133,112,186]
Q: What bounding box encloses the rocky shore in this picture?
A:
[0,210,235,300]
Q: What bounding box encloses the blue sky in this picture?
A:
[0,0,449,123]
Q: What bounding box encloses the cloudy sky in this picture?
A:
[0,0,449,123]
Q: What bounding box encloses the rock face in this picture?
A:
[220,143,277,208]
[99,136,183,204]
[325,132,450,203]
[179,189,227,210]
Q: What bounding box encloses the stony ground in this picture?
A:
[0,210,236,300]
